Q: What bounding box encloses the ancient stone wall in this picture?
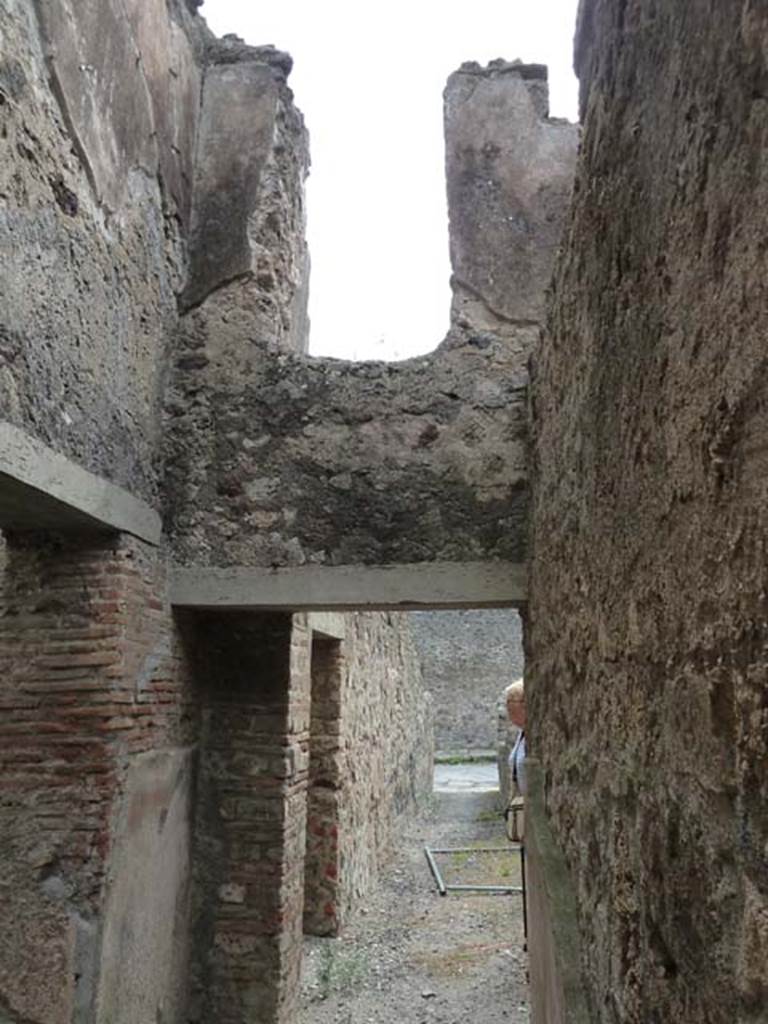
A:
[0,533,195,1023]
[0,0,200,502]
[410,609,523,752]
[182,611,310,1024]
[0,537,433,1023]
[304,614,433,935]
[165,62,577,571]
[0,0,309,508]
[0,4,581,1020]
[528,2,768,1020]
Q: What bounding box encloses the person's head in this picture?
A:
[505,679,526,730]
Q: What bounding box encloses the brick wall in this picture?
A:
[183,611,310,1024]
[304,635,344,935]
[0,531,194,1023]
[0,539,434,1023]
[304,613,434,935]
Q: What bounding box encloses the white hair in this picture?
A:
[504,678,524,703]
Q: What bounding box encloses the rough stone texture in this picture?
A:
[181,39,309,338]
[0,9,583,1021]
[409,609,523,751]
[182,609,432,1021]
[0,1,308,508]
[0,0,199,502]
[0,533,195,1024]
[165,63,577,571]
[304,614,433,936]
[528,3,768,1021]
[445,60,578,330]
[166,327,531,568]
[184,612,310,1024]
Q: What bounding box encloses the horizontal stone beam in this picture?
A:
[307,612,347,640]
[170,561,527,611]
[0,422,162,544]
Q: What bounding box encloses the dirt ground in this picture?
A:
[297,776,529,1024]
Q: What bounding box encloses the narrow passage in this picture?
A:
[298,762,529,1023]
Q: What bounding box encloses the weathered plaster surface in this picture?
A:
[181,39,309,341]
[528,3,768,1020]
[95,749,194,1024]
[0,0,200,502]
[445,61,577,330]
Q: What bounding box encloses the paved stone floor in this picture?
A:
[298,764,529,1024]
[433,761,500,794]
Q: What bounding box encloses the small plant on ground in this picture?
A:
[315,940,370,1001]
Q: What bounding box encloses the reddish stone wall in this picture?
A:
[303,614,433,935]
[528,2,768,1020]
[304,635,344,935]
[0,542,432,1022]
[0,532,194,1022]
[184,611,311,1024]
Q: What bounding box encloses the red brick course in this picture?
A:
[184,610,311,1024]
[0,531,193,1021]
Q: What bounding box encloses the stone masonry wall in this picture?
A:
[528,2,768,1021]
[0,0,309,507]
[410,609,523,752]
[0,533,196,1024]
[0,0,201,502]
[183,611,310,1024]
[304,614,433,935]
[165,62,577,571]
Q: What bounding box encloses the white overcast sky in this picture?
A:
[202,1,580,360]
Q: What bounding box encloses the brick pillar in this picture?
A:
[0,531,194,1024]
[303,634,344,935]
[188,611,311,1024]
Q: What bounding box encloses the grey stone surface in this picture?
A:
[445,61,578,330]
[166,64,577,573]
[0,17,582,1023]
[170,561,526,609]
[0,0,197,502]
[410,609,523,751]
[165,327,531,568]
[528,2,768,1020]
[95,749,194,1024]
[0,422,161,542]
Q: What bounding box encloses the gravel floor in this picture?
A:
[298,778,529,1024]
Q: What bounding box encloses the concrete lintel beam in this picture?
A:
[307,612,347,640]
[170,561,527,611]
[0,422,162,545]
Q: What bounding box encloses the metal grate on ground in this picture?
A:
[424,842,523,895]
